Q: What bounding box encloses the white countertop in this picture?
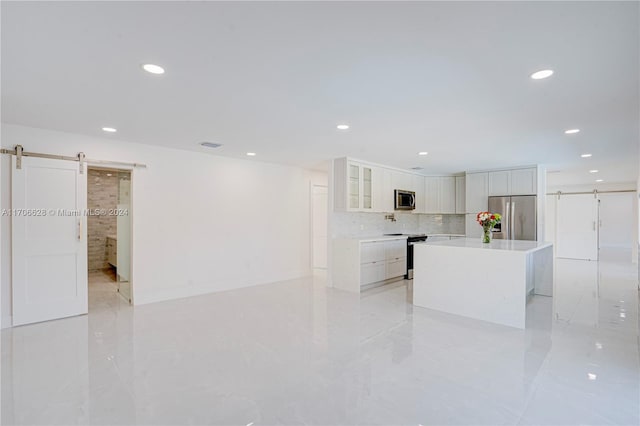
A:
[426,234,466,237]
[415,237,552,252]
[336,235,409,243]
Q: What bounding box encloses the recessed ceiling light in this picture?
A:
[200,142,223,149]
[418,151,428,156]
[530,69,554,80]
[596,179,604,182]
[565,129,580,134]
[336,124,350,130]
[102,127,117,133]
[589,170,599,173]
[588,373,597,381]
[581,153,592,158]
[142,64,165,74]
[246,152,256,156]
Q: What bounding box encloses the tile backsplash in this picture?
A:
[332,212,465,237]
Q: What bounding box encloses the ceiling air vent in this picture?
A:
[200,142,223,149]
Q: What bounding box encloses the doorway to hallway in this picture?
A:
[87,167,132,307]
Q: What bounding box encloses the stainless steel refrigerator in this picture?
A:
[488,195,537,241]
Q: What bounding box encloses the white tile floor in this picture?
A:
[2,249,638,425]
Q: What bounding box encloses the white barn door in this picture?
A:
[12,156,88,326]
[556,194,599,261]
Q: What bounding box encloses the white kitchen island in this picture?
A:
[413,238,553,329]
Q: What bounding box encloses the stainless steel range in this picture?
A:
[383,233,428,279]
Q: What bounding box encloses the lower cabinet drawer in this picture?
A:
[384,239,407,259]
[360,241,386,264]
[360,261,386,286]
[386,257,407,279]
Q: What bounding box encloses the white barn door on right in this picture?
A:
[556,194,599,261]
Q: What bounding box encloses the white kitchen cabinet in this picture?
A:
[488,170,510,196]
[386,258,407,279]
[361,262,386,286]
[348,163,360,209]
[333,158,376,212]
[359,240,388,285]
[488,168,537,197]
[371,167,384,213]
[359,239,407,286]
[424,177,440,213]
[362,166,373,209]
[439,177,456,214]
[510,168,537,195]
[380,168,394,212]
[360,241,386,263]
[465,172,488,213]
[412,175,425,213]
[384,239,407,280]
[332,237,408,292]
[423,176,457,214]
[392,170,413,192]
[384,239,407,259]
[455,176,466,214]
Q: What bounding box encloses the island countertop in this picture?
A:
[417,237,552,252]
[413,238,554,329]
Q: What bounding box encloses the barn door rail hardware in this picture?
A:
[1,145,147,173]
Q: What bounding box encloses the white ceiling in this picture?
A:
[2,1,638,185]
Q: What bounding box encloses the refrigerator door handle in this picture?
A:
[505,201,511,240]
[510,201,516,240]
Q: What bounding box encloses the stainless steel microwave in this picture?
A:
[394,189,415,210]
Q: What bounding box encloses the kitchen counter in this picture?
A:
[413,238,553,329]
[425,234,466,239]
[338,235,408,243]
[417,238,552,252]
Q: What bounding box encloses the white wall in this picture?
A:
[1,124,327,327]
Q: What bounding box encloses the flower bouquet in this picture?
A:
[476,212,502,243]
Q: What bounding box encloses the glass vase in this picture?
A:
[482,227,492,244]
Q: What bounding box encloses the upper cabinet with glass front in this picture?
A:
[334,158,375,212]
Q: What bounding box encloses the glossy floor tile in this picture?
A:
[2,250,639,425]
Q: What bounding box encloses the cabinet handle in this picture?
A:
[77,220,81,241]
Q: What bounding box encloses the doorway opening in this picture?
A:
[87,167,132,307]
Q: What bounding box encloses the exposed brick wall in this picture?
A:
[87,169,118,272]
